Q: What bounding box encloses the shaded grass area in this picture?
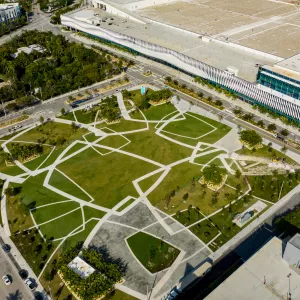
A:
[49,169,91,202]
[23,147,53,171]
[58,147,158,208]
[190,219,219,244]
[38,208,83,240]
[58,112,76,122]
[116,198,135,212]
[210,197,268,251]
[32,201,79,225]
[127,232,180,273]
[75,108,99,124]
[174,207,204,226]
[247,173,299,202]
[11,172,66,207]
[103,290,139,300]
[236,145,297,165]
[0,163,24,176]
[123,124,192,164]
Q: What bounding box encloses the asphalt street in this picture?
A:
[0,249,33,300]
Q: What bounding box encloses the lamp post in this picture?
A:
[287,273,291,300]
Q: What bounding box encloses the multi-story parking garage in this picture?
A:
[61,2,300,122]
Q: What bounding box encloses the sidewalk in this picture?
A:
[0,226,50,299]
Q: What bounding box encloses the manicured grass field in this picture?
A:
[174,207,204,226]
[75,108,98,124]
[193,150,225,165]
[123,124,192,164]
[16,122,87,144]
[97,134,129,149]
[83,205,106,220]
[59,112,76,122]
[97,118,147,132]
[61,142,87,159]
[116,198,135,212]
[49,169,92,201]
[163,113,215,138]
[32,201,80,225]
[38,208,83,240]
[58,147,159,208]
[138,171,164,192]
[132,103,177,121]
[127,232,180,273]
[104,290,138,300]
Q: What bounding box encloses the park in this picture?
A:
[0,85,299,299]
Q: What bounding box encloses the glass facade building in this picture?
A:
[257,66,300,101]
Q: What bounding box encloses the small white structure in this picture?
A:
[67,256,95,279]
[0,3,21,25]
[11,44,45,58]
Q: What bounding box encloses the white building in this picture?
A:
[11,44,46,58]
[67,256,95,279]
[0,3,21,25]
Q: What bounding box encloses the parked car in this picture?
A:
[1,244,10,253]
[2,275,11,285]
[24,278,35,291]
[18,269,28,280]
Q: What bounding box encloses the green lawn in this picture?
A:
[84,133,100,143]
[38,208,83,240]
[193,150,225,165]
[190,219,219,244]
[123,124,192,164]
[117,198,135,212]
[174,207,204,226]
[16,121,87,144]
[163,113,215,138]
[11,172,66,207]
[49,169,92,201]
[132,103,177,121]
[75,108,99,124]
[97,118,147,132]
[104,290,138,300]
[58,112,76,122]
[61,142,87,159]
[83,205,106,220]
[97,134,129,149]
[0,163,24,176]
[138,171,164,192]
[127,232,180,273]
[58,147,158,208]
[23,149,53,171]
[247,173,299,202]
[236,145,297,165]
[32,201,80,225]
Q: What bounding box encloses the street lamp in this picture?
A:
[287,273,291,300]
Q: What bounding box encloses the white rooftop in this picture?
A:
[206,237,300,300]
[277,54,300,75]
[0,3,19,10]
[68,8,278,82]
[11,44,45,58]
[67,256,95,279]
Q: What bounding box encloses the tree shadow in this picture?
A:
[6,290,23,300]
[88,244,128,274]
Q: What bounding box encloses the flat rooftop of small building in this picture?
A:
[68,8,278,82]
[262,64,300,82]
[289,233,300,250]
[276,53,300,74]
[206,237,300,300]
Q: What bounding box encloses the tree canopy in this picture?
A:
[203,164,226,185]
[239,130,262,147]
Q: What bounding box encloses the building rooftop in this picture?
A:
[289,233,300,249]
[67,256,95,279]
[67,8,278,82]
[206,237,300,300]
[276,53,300,77]
[0,3,19,10]
[11,44,45,58]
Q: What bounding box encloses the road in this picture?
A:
[0,249,33,300]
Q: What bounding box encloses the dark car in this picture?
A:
[18,269,28,280]
[2,244,10,253]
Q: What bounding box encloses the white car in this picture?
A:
[2,275,11,285]
[24,278,35,291]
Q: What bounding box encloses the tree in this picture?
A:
[257,120,264,128]
[197,91,203,98]
[207,96,212,102]
[71,122,78,131]
[215,99,223,107]
[165,76,171,82]
[183,193,189,201]
[281,146,287,153]
[203,164,226,185]
[61,107,66,115]
[39,116,44,124]
[239,130,262,148]
[280,129,289,136]
[267,123,277,132]
[235,169,241,179]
